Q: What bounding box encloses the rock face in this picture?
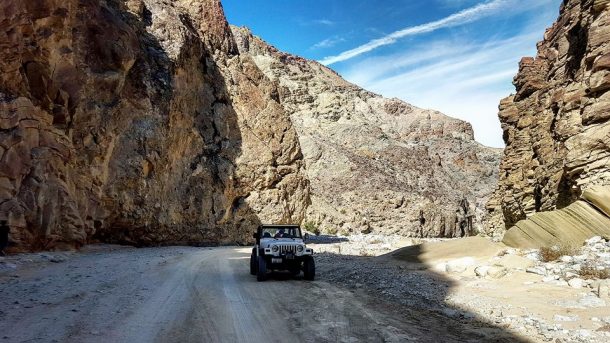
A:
[0,0,309,250]
[489,0,610,234]
[232,27,501,238]
[0,0,500,251]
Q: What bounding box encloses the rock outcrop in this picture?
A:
[489,0,610,239]
[503,186,610,248]
[0,0,309,250]
[232,27,501,238]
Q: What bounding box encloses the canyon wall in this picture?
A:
[232,27,501,238]
[489,0,610,236]
[0,0,501,251]
[0,0,309,250]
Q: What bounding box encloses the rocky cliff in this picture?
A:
[0,0,501,251]
[0,0,309,250]
[232,27,501,238]
[489,0,610,237]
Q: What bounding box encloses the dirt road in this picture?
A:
[0,246,520,342]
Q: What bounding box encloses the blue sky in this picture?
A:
[223,0,562,148]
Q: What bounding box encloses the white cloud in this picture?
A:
[340,31,547,148]
[299,18,336,26]
[330,0,561,148]
[310,36,346,50]
[320,0,559,66]
[313,19,335,26]
[320,0,512,65]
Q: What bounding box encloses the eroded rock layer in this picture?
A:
[0,0,309,250]
[232,27,501,238]
[489,0,610,234]
[503,186,610,248]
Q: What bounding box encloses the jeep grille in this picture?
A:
[278,245,297,254]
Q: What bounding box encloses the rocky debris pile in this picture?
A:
[317,236,610,342]
[317,253,458,315]
[318,252,610,342]
[524,236,610,296]
[489,314,610,342]
[488,0,610,236]
[232,26,501,238]
[0,251,72,275]
[308,234,442,257]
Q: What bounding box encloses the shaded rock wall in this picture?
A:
[232,27,501,238]
[489,0,610,233]
[0,0,309,250]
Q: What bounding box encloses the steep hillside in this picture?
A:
[232,27,501,238]
[488,0,610,239]
[0,0,309,250]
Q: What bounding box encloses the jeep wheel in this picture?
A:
[257,256,267,282]
[250,253,258,275]
[303,256,315,281]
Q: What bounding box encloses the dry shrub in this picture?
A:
[303,221,320,236]
[539,245,579,262]
[579,264,610,280]
[327,227,338,236]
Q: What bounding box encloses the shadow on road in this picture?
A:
[315,244,529,342]
[305,235,349,245]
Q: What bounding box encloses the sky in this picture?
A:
[223,0,563,148]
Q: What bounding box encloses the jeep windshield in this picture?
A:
[261,227,302,239]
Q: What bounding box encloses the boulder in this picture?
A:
[568,278,584,289]
[486,266,508,279]
[445,257,476,274]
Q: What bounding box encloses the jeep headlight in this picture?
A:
[272,245,279,253]
[297,245,304,252]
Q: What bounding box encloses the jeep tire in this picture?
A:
[303,256,315,281]
[257,255,267,282]
[250,253,258,275]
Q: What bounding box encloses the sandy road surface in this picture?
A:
[0,246,518,342]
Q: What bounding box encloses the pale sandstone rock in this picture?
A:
[475,265,491,277]
[568,278,584,289]
[502,187,610,248]
[445,257,476,273]
[486,265,508,279]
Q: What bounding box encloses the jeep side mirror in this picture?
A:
[253,232,259,239]
[304,233,310,241]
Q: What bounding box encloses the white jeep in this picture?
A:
[250,224,315,281]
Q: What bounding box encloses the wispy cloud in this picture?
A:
[299,18,336,26]
[313,19,335,26]
[436,0,480,8]
[340,31,547,147]
[310,36,346,50]
[320,0,512,65]
[325,0,560,147]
